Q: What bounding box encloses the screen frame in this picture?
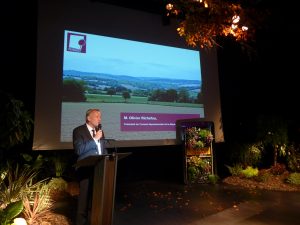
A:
[33,0,223,150]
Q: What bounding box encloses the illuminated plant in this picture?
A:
[165,0,267,49]
[185,127,213,150]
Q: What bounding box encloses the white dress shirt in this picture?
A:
[87,124,102,155]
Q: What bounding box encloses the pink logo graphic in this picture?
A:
[66,32,86,53]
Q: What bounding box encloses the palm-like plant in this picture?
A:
[0,162,38,209]
[0,161,53,225]
[22,183,53,225]
[0,161,45,225]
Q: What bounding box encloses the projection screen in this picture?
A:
[33,0,224,150]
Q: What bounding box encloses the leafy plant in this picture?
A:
[0,162,38,209]
[187,156,212,183]
[0,161,50,225]
[286,173,300,185]
[0,91,33,151]
[49,155,67,177]
[270,163,286,175]
[241,166,259,178]
[208,174,219,184]
[0,200,23,225]
[255,115,289,166]
[22,183,53,225]
[185,127,213,150]
[254,169,271,182]
[286,144,300,172]
[225,164,243,176]
[227,142,263,168]
[47,177,68,193]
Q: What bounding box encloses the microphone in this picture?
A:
[96,124,105,139]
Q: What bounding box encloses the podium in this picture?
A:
[76,152,131,225]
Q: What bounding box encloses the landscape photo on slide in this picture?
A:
[61,30,204,142]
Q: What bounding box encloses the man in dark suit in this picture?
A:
[73,108,108,225]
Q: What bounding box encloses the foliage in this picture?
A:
[225,164,243,177]
[286,173,300,185]
[0,161,49,225]
[185,127,213,150]
[187,156,212,183]
[47,177,68,193]
[48,155,68,177]
[254,169,271,182]
[286,144,300,172]
[0,162,39,209]
[0,91,33,150]
[0,200,23,225]
[63,78,87,102]
[227,142,263,168]
[270,163,286,175]
[166,0,268,49]
[255,115,289,166]
[240,166,258,178]
[208,174,219,184]
[22,183,53,225]
[122,91,131,102]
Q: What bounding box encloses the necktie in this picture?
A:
[92,129,95,137]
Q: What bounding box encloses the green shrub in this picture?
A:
[47,177,68,192]
[208,174,219,184]
[225,164,243,176]
[286,144,300,172]
[286,173,300,185]
[227,142,263,168]
[241,166,259,178]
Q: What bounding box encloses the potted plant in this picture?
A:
[185,126,213,155]
[187,156,212,183]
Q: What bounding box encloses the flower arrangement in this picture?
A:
[187,156,212,183]
[184,126,214,183]
[185,126,213,151]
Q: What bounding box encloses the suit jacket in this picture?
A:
[73,124,108,161]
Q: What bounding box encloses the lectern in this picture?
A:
[76,152,131,225]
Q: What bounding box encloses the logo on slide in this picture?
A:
[66,32,86,53]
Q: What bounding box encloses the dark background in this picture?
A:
[1,0,299,181]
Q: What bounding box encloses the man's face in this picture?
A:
[88,111,101,127]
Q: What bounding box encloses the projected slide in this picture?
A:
[61,30,204,142]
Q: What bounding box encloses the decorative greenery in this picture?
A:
[286,173,300,185]
[240,166,259,178]
[254,169,271,182]
[225,164,243,176]
[227,142,263,168]
[286,144,300,172]
[0,200,23,225]
[0,162,38,209]
[208,174,219,184]
[166,0,268,49]
[0,91,33,150]
[47,177,68,193]
[185,127,213,150]
[0,161,49,225]
[270,163,286,175]
[22,182,53,225]
[255,115,289,167]
[187,156,212,183]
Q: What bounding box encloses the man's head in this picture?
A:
[85,108,101,128]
